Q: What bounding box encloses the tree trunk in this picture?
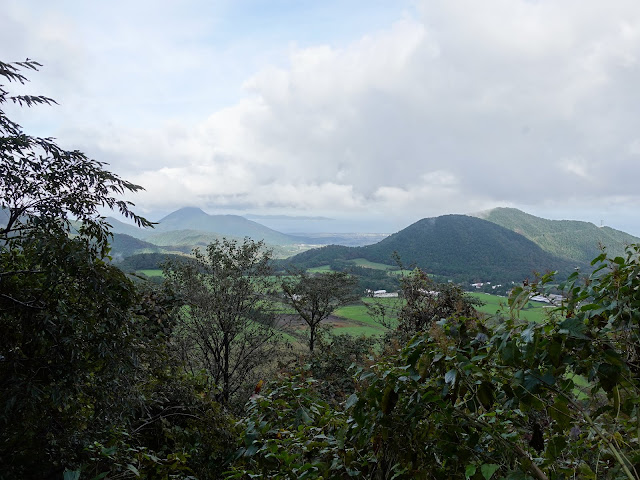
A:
[223,333,230,404]
[309,324,315,353]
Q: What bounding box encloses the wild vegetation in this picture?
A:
[3,60,640,479]
[163,238,284,405]
[1,60,237,478]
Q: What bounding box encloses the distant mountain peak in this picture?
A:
[159,207,207,221]
[472,207,524,219]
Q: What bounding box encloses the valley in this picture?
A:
[113,206,640,298]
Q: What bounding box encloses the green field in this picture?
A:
[137,269,164,277]
[326,292,551,338]
[469,292,549,323]
[328,297,399,337]
[351,258,396,270]
[307,265,333,273]
[130,275,549,337]
[307,259,409,275]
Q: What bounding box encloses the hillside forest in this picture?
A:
[3,60,640,480]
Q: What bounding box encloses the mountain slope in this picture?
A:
[284,215,583,282]
[474,208,640,264]
[153,207,305,245]
[105,217,154,238]
[109,233,160,261]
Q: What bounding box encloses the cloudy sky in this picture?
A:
[2,0,640,234]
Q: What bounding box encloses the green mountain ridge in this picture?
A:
[105,207,639,280]
[283,214,585,283]
[105,208,387,261]
[473,207,640,264]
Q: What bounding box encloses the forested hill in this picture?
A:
[109,233,160,259]
[474,207,640,264]
[283,215,585,282]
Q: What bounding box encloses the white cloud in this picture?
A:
[2,0,640,235]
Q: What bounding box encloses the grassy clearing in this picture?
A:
[334,298,398,327]
[330,325,385,337]
[137,269,164,277]
[307,265,332,273]
[328,297,400,337]
[329,292,550,339]
[469,292,549,323]
[351,258,396,270]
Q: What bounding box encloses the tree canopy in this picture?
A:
[281,270,359,352]
[164,238,283,405]
[0,60,237,479]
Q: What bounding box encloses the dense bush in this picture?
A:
[0,60,237,479]
[230,245,640,479]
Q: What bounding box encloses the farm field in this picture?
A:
[307,265,332,273]
[351,258,396,270]
[137,269,164,277]
[130,272,549,337]
[469,292,550,323]
[326,292,551,338]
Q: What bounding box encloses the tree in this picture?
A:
[396,268,482,337]
[343,245,640,479]
[281,270,359,352]
[1,60,242,479]
[0,60,164,477]
[0,60,151,258]
[164,238,283,405]
[366,268,482,345]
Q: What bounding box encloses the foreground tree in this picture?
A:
[281,270,359,352]
[0,60,151,257]
[0,60,163,476]
[1,60,239,479]
[164,238,283,405]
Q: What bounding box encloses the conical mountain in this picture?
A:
[284,215,583,282]
[153,207,302,245]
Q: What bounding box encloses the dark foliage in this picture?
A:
[117,251,187,271]
[164,238,283,406]
[1,60,236,479]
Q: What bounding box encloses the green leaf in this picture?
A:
[296,407,313,425]
[597,362,621,392]
[345,393,358,409]
[545,435,567,460]
[559,317,589,339]
[445,369,457,385]
[578,463,596,479]
[549,395,572,430]
[244,443,260,457]
[465,464,477,478]
[481,463,500,479]
[126,464,140,477]
[521,325,535,344]
[63,470,81,480]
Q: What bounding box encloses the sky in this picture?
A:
[2,0,640,235]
